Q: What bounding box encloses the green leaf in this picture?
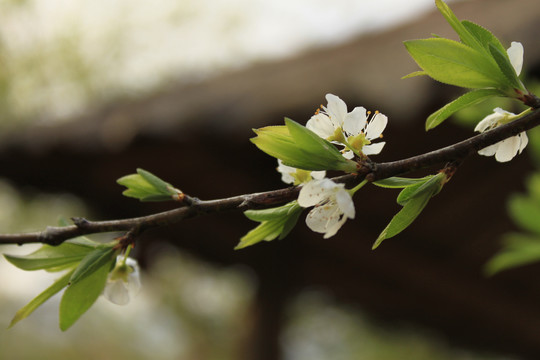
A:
[373,176,433,189]
[404,38,506,89]
[69,246,116,285]
[59,256,114,331]
[485,233,540,275]
[285,118,357,172]
[4,243,95,271]
[279,205,303,240]
[9,269,74,328]
[57,217,104,248]
[401,70,427,80]
[425,89,501,130]
[489,43,523,90]
[395,177,437,206]
[508,194,540,235]
[244,204,294,222]
[251,120,357,173]
[461,20,506,54]
[435,0,487,53]
[251,126,316,169]
[236,202,303,249]
[117,168,181,202]
[137,168,171,195]
[237,220,286,249]
[373,173,446,249]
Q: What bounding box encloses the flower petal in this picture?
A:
[478,143,498,156]
[341,150,354,159]
[507,41,524,76]
[518,132,528,154]
[474,108,512,132]
[305,201,347,238]
[335,188,355,219]
[495,136,520,162]
[362,142,385,155]
[103,279,130,305]
[311,170,327,180]
[324,94,347,127]
[365,113,388,140]
[306,113,336,139]
[277,160,296,184]
[343,106,367,135]
[298,179,340,208]
[305,204,335,234]
[322,215,347,239]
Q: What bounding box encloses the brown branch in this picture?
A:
[1,108,540,247]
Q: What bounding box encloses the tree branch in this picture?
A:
[1,108,539,247]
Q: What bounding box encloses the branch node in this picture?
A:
[40,226,68,246]
[71,217,91,229]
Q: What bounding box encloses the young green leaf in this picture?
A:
[285,118,358,172]
[237,220,286,249]
[69,246,116,285]
[373,176,433,189]
[236,202,303,249]
[244,205,295,222]
[404,38,506,89]
[435,0,484,53]
[461,20,506,54]
[117,168,182,202]
[284,118,340,158]
[373,173,446,249]
[137,168,171,195]
[251,126,318,169]
[4,243,95,271]
[9,269,74,328]
[489,43,523,91]
[279,205,304,240]
[485,233,540,275]
[59,256,114,331]
[425,88,501,130]
[251,119,358,173]
[401,70,427,80]
[395,176,437,206]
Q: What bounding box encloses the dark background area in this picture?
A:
[1,0,540,358]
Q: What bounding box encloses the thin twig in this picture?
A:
[1,108,539,246]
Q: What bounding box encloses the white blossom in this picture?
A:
[103,256,141,305]
[277,160,325,185]
[475,108,528,162]
[306,94,366,141]
[473,42,528,162]
[342,108,388,158]
[306,93,387,158]
[297,178,355,238]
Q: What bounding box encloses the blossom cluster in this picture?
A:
[277,94,387,238]
[475,42,528,162]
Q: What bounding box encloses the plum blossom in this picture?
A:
[474,42,528,162]
[103,256,141,305]
[475,108,528,162]
[341,108,388,159]
[306,93,387,158]
[297,178,355,238]
[277,159,326,185]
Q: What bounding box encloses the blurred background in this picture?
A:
[1,0,540,359]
